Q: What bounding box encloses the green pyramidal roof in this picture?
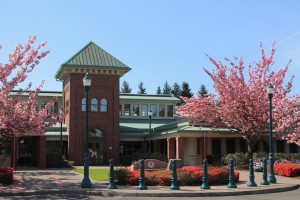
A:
[55,41,131,80]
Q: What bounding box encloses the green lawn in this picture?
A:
[74,168,110,181]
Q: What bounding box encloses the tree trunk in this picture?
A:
[246,139,254,159]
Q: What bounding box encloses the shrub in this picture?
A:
[0,166,14,184]
[158,174,171,186]
[114,167,132,185]
[222,153,249,169]
[274,162,300,177]
[177,170,196,186]
[178,166,201,183]
[114,167,239,186]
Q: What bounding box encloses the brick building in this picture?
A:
[4,42,299,169]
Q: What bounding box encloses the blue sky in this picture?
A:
[0,0,300,95]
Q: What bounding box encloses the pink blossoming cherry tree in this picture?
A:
[178,43,300,157]
[0,36,62,149]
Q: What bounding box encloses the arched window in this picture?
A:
[81,98,86,111]
[100,98,108,112]
[91,98,98,112]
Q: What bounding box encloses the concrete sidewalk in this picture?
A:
[0,169,299,197]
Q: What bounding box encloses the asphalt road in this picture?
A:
[1,188,300,200]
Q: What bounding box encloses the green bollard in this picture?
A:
[107,159,117,189]
[137,159,147,190]
[260,158,270,185]
[200,159,210,189]
[170,160,180,190]
[247,158,257,187]
[227,159,237,188]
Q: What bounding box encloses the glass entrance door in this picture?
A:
[18,137,36,167]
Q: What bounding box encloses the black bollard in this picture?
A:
[260,158,270,185]
[170,159,180,190]
[108,159,117,189]
[137,159,147,190]
[200,159,210,189]
[227,159,237,188]
[247,158,257,187]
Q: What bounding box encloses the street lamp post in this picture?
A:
[267,84,276,183]
[148,110,153,158]
[59,106,64,167]
[81,73,92,188]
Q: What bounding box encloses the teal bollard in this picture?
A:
[260,158,270,185]
[108,159,117,189]
[137,159,147,190]
[170,160,180,190]
[247,159,257,187]
[200,159,210,189]
[227,159,237,188]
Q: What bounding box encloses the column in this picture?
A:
[176,137,184,167]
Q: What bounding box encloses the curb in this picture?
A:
[0,184,298,197]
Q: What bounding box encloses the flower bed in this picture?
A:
[274,162,300,177]
[0,166,14,184]
[115,167,239,186]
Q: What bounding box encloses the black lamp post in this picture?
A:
[267,83,276,183]
[81,73,92,188]
[59,106,64,167]
[148,110,153,158]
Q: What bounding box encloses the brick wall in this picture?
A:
[167,138,175,160]
[65,73,120,165]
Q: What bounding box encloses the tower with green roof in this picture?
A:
[55,42,131,165]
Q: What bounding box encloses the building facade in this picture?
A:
[3,42,299,169]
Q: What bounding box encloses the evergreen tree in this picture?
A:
[156,85,162,94]
[181,81,193,98]
[162,81,172,95]
[120,80,132,93]
[171,82,181,97]
[198,84,208,97]
[138,81,147,94]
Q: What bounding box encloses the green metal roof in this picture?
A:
[45,131,68,136]
[120,119,176,132]
[120,94,180,102]
[10,91,63,97]
[55,41,131,80]
[120,132,148,138]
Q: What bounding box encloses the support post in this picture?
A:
[247,158,257,187]
[227,159,237,188]
[108,159,117,189]
[170,159,180,190]
[137,159,147,190]
[260,158,269,185]
[200,159,210,189]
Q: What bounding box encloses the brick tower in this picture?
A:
[55,42,131,165]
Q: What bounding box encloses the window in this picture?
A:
[167,105,174,117]
[41,101,47,108]
[91,98,98,112]
[133,104,139,116]
[289,143,298,153]
[81,98,86,111]
[100,98,108,112]
[240,138,246,153]
[150,104,157,117]
[197,138,200,155]
[226,139,235,154]
[276,140,285,153]
[141,104,148,117]
[124,104,131,116]
[212,139,221,155]
[159,105,165,117]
